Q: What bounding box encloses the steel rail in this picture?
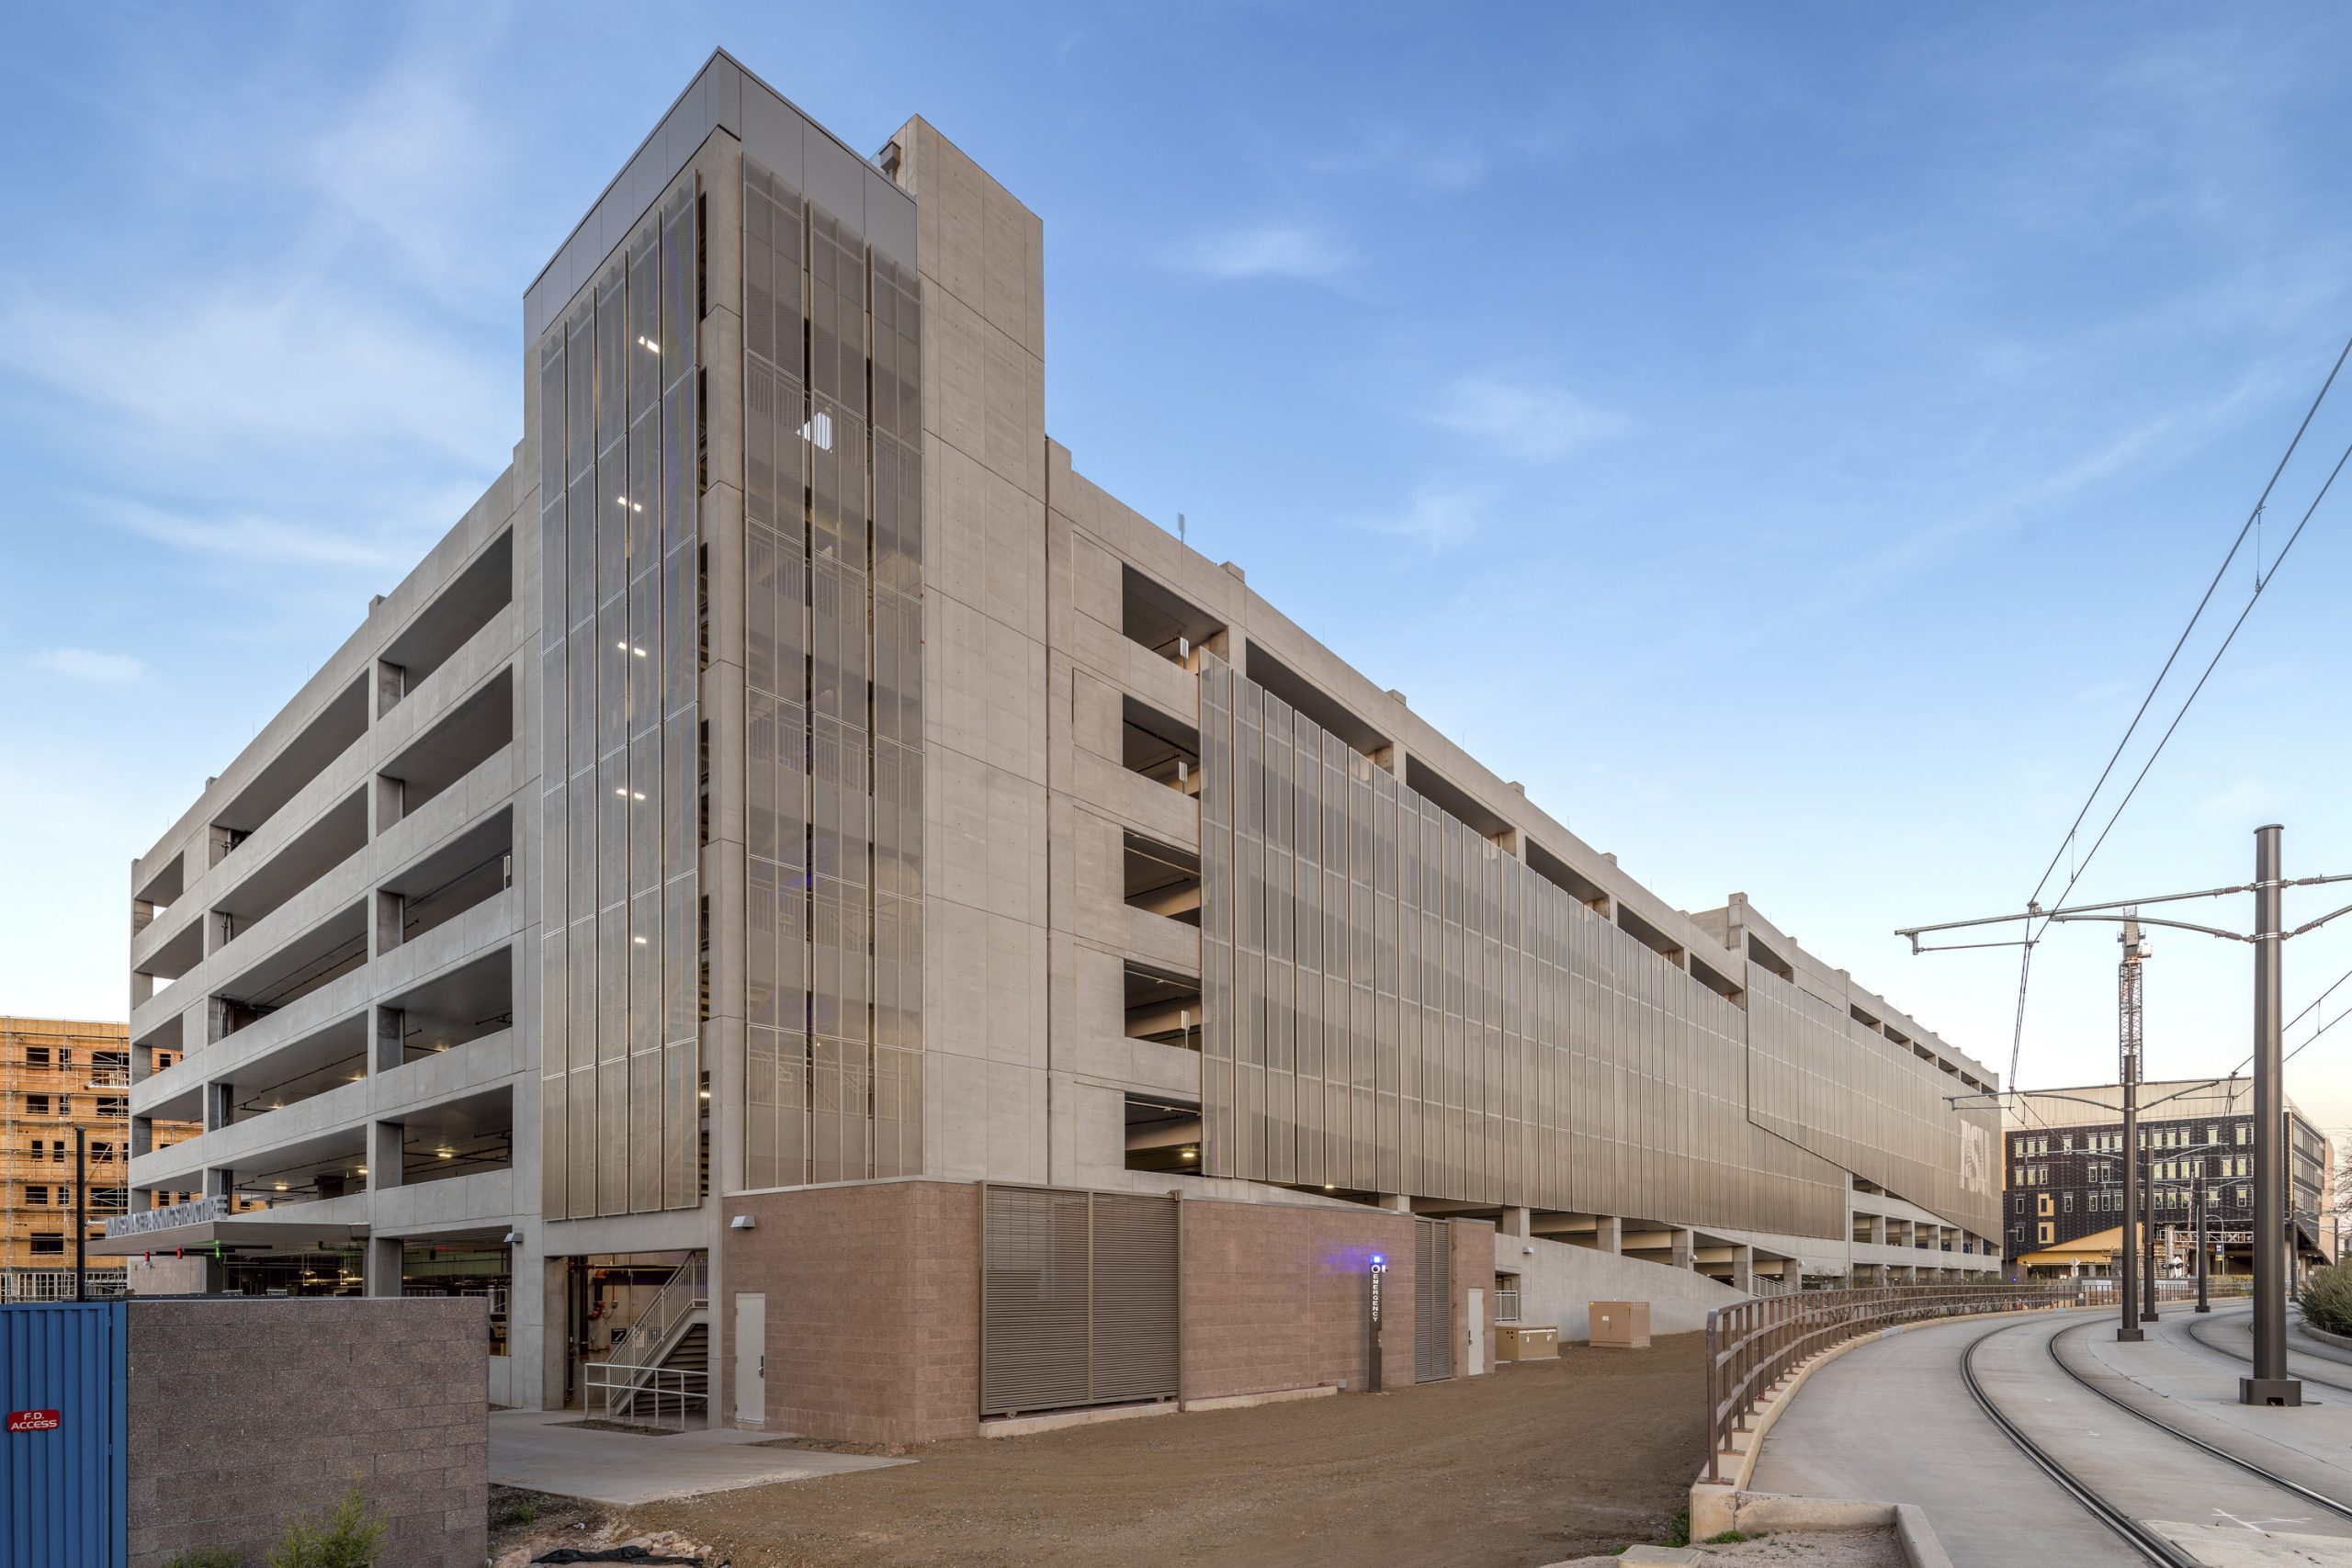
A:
[2179,1305,2352,1395]
[2045,1315,2352,1524]
[1959,1317,2196,1567]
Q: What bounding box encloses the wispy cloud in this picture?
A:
[1306,124,1489,193]
[100,498,413,570]
[0,284,506,466]
[1427,374,1628,461]
[1363,485,1487,554]
[298,44,519,294]
[1179,222,1357,282]
[34,648,144,683]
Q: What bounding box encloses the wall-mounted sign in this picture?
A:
[103,1193,228,1239]
[7,1410,61,1434]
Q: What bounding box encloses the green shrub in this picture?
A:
[164,1552,243,1568]
[2302,1262,2352,1336]
[490,1493,541,1529]
[265,1486,387,1568]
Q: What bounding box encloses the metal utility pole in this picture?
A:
[74,1126,87,1303]
[2245,825,2301,1404]
[2118,917,2146,1341]
[1897,823,2352,1406]
[2195,1170,2211,1313]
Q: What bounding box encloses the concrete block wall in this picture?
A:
[1181,1203,1493,1399]
[1182,1201,1414,1400]
[125,1297,487,1568]
[724,1179,982,1444]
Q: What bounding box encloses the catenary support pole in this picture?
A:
[2118,917,2145,1341]
[2195,1171,2211,1313]
[2243,823,2301,1404]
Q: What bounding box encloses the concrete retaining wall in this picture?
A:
[126,1296,487,1568]
[1499,1231,1753,1340]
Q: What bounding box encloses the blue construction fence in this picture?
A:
[1,1302,127,1568]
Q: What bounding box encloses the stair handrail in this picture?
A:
[608,1252,707,1375]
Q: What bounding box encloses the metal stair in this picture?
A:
[593,1253,708,1427]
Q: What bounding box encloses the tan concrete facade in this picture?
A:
[122,49,2004,1442]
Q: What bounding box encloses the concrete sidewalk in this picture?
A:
[490,1410,908,1505]
[1747,1309,2143,1567]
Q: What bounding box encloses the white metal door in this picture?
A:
[734,1292,766,1427]
[1466,1288,1485,1376]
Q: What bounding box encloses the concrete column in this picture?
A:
[1730,1245,1754,1292]
[205,1081,234,1134]
[1672,1229,1695,1270]
[204,1166,232,1200]
[372,890,405,957]
[374,1006,405,1072]
[373,773,405,834]
[1205,623,1248,674]
[367,1121,403,1191]
[130,1117,153,1158]
[1498,1207,1531,1238]
[375,659,406,716]
[1868,1213,1887,1246]
[1594,1215,1622,1254]
[540,1257,570,1413]
[364,1235,403,1298]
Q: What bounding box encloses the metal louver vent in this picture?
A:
[1415,1217,1453,1382]
[982,1185,1180,1418]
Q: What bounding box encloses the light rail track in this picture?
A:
[2043,1316,2352,1525]
[1959,1318,2198,1567]
[2173,1302,2352,1395]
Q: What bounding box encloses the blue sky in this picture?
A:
[5,4,2350,1137]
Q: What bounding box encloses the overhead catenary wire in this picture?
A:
[1996,334,2352,1092]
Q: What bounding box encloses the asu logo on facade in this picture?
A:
[1960,1121,1994,1195]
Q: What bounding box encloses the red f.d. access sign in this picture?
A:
[6,1409,61,1433]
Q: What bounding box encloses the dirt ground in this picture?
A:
[624,1331,1708,1568]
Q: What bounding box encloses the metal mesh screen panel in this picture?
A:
[1414,1218,1453,1382]
[981,1186,1180,1418]
[733,158,923,1191]
[535,170,704,1220]
[1193,656,1877,1241]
